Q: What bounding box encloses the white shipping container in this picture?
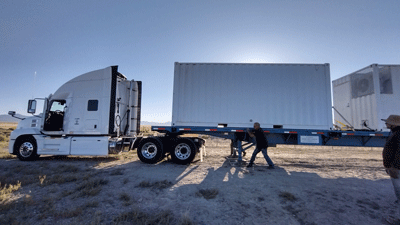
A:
[172,63,333,130]
[332,64,400,131]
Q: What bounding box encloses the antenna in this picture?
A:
[32,71,37,99]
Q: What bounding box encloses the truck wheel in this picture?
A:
[171,138,197,165]
[15,137,39,161]
[137,137,163,164]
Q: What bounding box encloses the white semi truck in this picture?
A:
[8,66,143,160]
[9,63,391,165]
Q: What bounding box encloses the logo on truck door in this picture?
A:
[74,118,80,125]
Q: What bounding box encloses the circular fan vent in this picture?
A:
[358,79,369,92]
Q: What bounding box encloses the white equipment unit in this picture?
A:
[172,62,333,130]
[332,64,400,131]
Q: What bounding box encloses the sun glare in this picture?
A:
[241,57,271,63]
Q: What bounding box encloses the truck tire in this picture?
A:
[137,137,164,164]
[171,138,197,165]
[15,136,39,161]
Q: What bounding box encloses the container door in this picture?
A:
[333,81,352,127]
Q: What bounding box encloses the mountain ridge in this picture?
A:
[0,114,170,126]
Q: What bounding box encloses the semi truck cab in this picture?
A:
[8,66,142,161]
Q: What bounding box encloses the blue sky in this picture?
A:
[1,0,399,122]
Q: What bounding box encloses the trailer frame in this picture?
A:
[147,125,390,164]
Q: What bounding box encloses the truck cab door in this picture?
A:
[43,100,67,133]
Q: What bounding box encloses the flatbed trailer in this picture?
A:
[152,126,389,147]
[140,125,390,165]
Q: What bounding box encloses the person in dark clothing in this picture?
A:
[382,115,400,199]
[382,115,400,223]
[246,122,274,169]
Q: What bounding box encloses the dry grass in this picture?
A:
[178,211,196,225]
[60,190,74,197]
[119,193,131,202]
[0,123,17,159]
[91,211,103,225]
[1,172,37,188]
[76,178,109,197]
[119,192,132,206]
[0,134,6,142]
[113,209,174,225]
[41,174,79,186]
[0,122,17,129]
[0,150,15,159]
[55,207,83,218]
[113,209,195,225]
[110,168,124,175]
[140,125,158,136]
[279,191,297,202]
[0,181,21,202]
[55,164,80,173]
[118,151,137,161]
[138,180,173,190]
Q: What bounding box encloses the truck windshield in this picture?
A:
[50,101,66,112]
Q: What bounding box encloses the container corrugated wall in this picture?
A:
[172,63,333,130]
[333,64,400,131]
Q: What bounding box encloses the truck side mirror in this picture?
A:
[8,111,16,116]
[28,100,37,114]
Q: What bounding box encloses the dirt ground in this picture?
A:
[0,137,398,225]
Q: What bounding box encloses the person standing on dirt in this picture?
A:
[246,122,274,169]
[382,115,400,205]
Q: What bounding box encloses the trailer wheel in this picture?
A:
[171,138,197,165]
[15,136,39,161]
[137,137,163,164]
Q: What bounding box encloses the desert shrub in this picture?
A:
[0,152,15,159]
[0,134,6,142]
[110,169,124,175]
[279,191,297,201]
[55,207,83,218]
[138,181,151,188]
[178,211,196,225]
[137,180,173,190]
[113,209,174,225]
[119,193,131,202]
[42,174,78,186]
[60,190,74,198]
[196,188,219,199]
[55,164,80,173]
[84,201,99,208]
[0,181,21,202]
[76,178,109,197]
